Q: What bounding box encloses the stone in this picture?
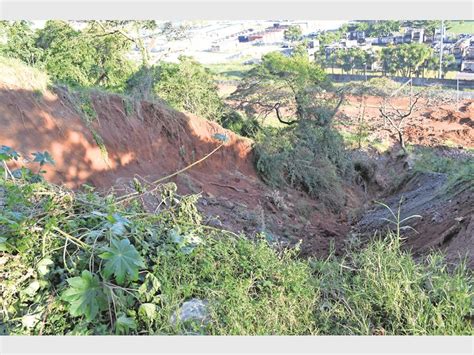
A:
[171,298,210,329]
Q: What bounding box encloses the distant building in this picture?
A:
[376,36,394,45]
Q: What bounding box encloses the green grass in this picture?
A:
[312,232,473,335]
[446,21,474,35]
[0,175,472,335]
[410,146,474,193]
[339,130,391,153]
[205,61,251,81]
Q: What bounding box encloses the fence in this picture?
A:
[327,73,474,93]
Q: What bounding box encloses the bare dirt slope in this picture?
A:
[355,169,474,268]
[337,96,474,148]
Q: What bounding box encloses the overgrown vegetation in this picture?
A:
[0,160,471,335]
[152,56,224,121]
[254,120,351,211]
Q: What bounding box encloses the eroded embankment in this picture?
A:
[355,165,474,268]
[0,83,358,259]
[1,81,472,265]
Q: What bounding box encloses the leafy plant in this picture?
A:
[32,151,55,167]
[62,270,107,322]
[99,238,145,285]
[0,145,20,161]
[138,273,161,303]
[115,314,137,335]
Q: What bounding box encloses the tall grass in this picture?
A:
[0,56,50,92]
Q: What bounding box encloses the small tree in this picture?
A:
[153,56,224,121]
[231,51,329,125]
[379,93,421,152]
[284,25,302,43]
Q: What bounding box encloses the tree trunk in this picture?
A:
[398,130,406,152]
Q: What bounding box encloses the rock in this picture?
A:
[171,298,210,330]
[206,218,223,228]
[221,200,235,210]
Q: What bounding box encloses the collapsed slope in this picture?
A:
[0,77,355,258]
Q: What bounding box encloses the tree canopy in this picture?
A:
[153,56,224,121]
[380,43,433,77]
[231,51,332,125]
[284,25,303,43]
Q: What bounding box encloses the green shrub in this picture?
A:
[254,120,351,211]
[0,176,317,335]
[220,110,261,138]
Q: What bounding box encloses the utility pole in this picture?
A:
[438,20,444,79]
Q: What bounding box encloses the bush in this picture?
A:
[254,120,351,211]
[220,110,261,138]
[153,56,224,121]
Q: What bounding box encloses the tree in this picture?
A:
[231,51,337,126]
[35,20,96,86]
[3,21,42,66]
[380,43,433,77]
[425,53,456,78]
[35,20,135,90]
[379,93,421,152]
[284,25,303,43]
[369,21,401,37]
[88,21,157,66]
[153,56,224,121]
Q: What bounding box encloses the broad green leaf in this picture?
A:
[62,270,107,322]
[0,145,20,161]
[99,238,144,285]
[138,303,156,322]
[106,213,130,236]
[138,273,161,302]
[115,314,137,335]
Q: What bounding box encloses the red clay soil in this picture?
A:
[337,95,474,148]
[0,83,356,258]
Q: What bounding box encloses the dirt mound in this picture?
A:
[355,171,474,268]
[0,83,358,258]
